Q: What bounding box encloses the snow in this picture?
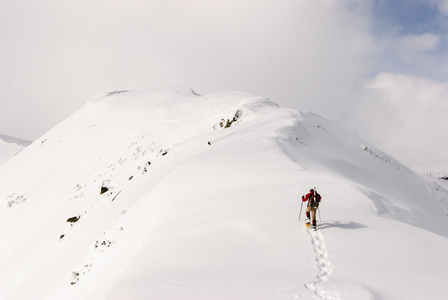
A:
[0,87,447,300]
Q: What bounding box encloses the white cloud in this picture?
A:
[360,73,448,172]
[0,0,376,138]
[389,33,442,69]
[398,33,440,52]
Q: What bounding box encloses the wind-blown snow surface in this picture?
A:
[1,88,447,300]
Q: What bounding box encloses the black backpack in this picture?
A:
[309,192,321,207]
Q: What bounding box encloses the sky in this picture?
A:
[1,0,447,173]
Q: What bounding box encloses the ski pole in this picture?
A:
[298,200,303,222]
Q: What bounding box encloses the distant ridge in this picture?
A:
[0,134,32,146]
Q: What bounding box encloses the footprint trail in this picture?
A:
[304,228,337,300]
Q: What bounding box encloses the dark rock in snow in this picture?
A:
[100,186,109,194]
[67,216,80,223]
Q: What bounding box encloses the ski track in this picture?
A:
[304,228,337,300]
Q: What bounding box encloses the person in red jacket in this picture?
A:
[302,188,321,228]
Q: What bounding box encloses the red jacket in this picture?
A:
[302,192,321,203]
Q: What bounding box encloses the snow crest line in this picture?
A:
[304,228,337,300]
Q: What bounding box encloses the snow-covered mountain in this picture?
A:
[1,88,447,300]
[0,134,32,165]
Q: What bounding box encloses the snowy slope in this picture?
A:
[0,88,447,300]
[0,134,31,165]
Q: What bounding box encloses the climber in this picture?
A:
[302,188,321,229]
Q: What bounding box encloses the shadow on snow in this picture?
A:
[318,221,366,230]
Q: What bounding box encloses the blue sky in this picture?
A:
[371,0,448,80]
[0,0,447,172]
[374,0,444,34]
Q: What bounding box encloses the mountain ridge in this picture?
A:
[1,88,447,299]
